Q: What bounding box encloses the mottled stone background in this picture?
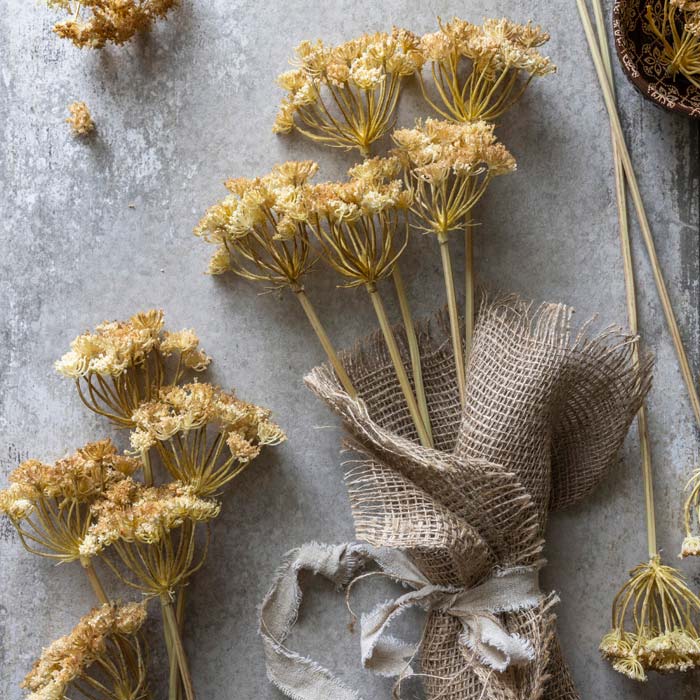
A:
[1,1,699,698]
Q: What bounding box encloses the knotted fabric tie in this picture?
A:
[259,542,546,700]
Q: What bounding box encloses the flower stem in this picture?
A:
[392,267,433,447]
[169,589,187,700]
[81,557,109,605]
[437,232,466,406]
[365,283,432,448]
[589,0,656,558]
[293,288,357,399]
[161,596,196,700]
[464,216,475,364]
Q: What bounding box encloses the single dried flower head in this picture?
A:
[305,159,411,287]
[195,162,318,289]
[66,101,95,136]
[22,602,147,700]
[417,17,555,121]
[46,0,178,49]
[80,478,220,557]
[681,535,700,557]
[274,28,422,154]
[161,329,211,371]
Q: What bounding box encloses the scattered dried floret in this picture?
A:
[66,101,95,136]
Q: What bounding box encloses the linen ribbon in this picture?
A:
[259,541,545,700]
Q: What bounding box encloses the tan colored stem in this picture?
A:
[392,267,433,446]
[464,217,475,362]
[169,589,187,700]
[293,288,357,399]
[578,0,700,431]
[590,0,657,558]
[161,596,196,700]
[81,558,109,605]
[437,232,466,406]
[366,284,432,448]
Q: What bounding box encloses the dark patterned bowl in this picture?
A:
[613,0,700,118]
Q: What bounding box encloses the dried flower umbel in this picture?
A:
[130,382,286,497]
[273,29,424,156]
[66,101,95,136]
[647,0,700,89]
[681,468,700,557]
[393,119,515,402]
[0,439,138,602]
[22,602,149,700]
[55,309,210,483]
[44,0,178,49]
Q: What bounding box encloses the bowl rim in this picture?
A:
[612,0,700,119]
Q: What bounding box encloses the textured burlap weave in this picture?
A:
[263,295,651,700]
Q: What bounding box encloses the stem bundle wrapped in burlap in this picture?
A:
[260,296,651,700]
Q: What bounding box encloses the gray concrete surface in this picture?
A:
[1,1,699,698]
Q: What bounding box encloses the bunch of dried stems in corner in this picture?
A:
[0,310,285,700]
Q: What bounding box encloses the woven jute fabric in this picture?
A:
[304,296,651,700]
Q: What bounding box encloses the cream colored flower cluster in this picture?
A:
[45,0,178,49]
[130,381,286,458]
[0,440,139,521]
[80,479,221,557]
[273,29,423,134]
[55,309,210,378]
[21,602,147,700]
[392,119,516,184]
[420,17,554,77]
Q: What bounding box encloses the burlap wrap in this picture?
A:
[263,296,651,700]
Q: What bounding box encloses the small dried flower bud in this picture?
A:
[66,101,95,136]
[680,535,700,558]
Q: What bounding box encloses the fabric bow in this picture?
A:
[259,542,546,700]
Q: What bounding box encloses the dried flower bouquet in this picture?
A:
[1,310,285,700]
[193,14,654,700]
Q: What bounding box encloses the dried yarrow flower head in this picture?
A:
[305,156,411,288]
[273,29,424,155]
[0,439,139,563]
[600,556,700,680]
[647,1,700,88]
[417,17,555,122]
[680,467,700,557]
[392,118,516,235]
[45,0,178,49]
[55,310,210,430]
[22,602,148,700]
[195,161,319,290]
[66,101,95,136]
[130,382,286,497]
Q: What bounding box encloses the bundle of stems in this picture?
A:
[647,0,700,89]
[577,0,700,680]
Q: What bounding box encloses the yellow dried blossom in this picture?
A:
[417,17,555,122]
[194,162,318,290]
[274,28,423,155]
[0,440,139,562]
[393,119,516,234]
[22,602,148,700]
[305,157,411,288]
[130,382,286,496]
[682,468,700,557]
[66,101,95,136]
[647,2,700,88]
[45,0,178,49]
[56,310,210,428]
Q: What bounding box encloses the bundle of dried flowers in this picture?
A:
[273,29,424,156]
[22,602,149,700]
[66,101,95,136]
[44,0,178,49]
[392,118,516,398]
[4,310,285,700]
[55,310,210,434]
[647,0,700,89]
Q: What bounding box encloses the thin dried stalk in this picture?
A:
[464,214,475,363]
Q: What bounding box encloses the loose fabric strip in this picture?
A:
[259,541,546,699]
